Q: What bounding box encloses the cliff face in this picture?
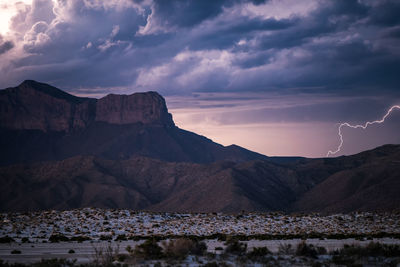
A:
[0,80,174,132]
[95,92,174,126]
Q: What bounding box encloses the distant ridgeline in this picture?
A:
[0,80,399,213]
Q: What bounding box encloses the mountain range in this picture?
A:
[0,80,266,165]
[0,80,399,213]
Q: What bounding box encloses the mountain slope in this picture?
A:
[291,144,400,213]
[0,156,255,212]
[0,80,266,165]
[0,145,398,213]
[0,156,297,212]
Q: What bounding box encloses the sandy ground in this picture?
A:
[1,238,400,264]
[0,241,140,264]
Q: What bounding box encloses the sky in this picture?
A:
[0,0,399,158]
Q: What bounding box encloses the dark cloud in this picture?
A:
[256,2,367,50]
[368,0,400,26]
[328,0,368,17]
[0,35,14,55]
[187,17,296,51]
[0,41,14,55]
[0,0,399,97]
[150,0,268,29]
[382,26,400,39]
[151,0,228,28]
[233,52,271,69]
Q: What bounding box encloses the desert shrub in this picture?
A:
[125,245,134,254]
[99,235,112,241]
[70,236,91,242]
[202,262,230,267]
[0,236,15,243]
[92,243,119,267]
[49,234,69,242]
[189,239,207,256]
[331,254,356,266]
[296,241,327,258]
[21,237,29,243]
[128,235,143,241]
[198,242,208,254]
[32,258,77,267]
[224,238,247,255]
[0,260,28,267]
[247,246,271,260]
[133,238,163,259]
[10,250,21,254]
[311,262,323,267]
[364,242,400,257]
[116,254,127,262]
[162,238,192,260]
[114,234,127,241]
[330,242,400,266]
[162,238,207,260]
[278,243,294,255]
[202,262,218,267]
[333,242,400,258]
[318,246,327,255]
[216,234,227,241]
[68,249,75,254]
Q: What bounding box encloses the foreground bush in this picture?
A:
[69,236,91,242]
[92,243,120,266]
[332,242,400,258]
[224,238,247,256]
[0,236,15,243]
[296,241,327,258]
[278,243,294,254]
[246,246,272,262]
[133,238,163,260]
[10,250,21,255]
[0,258,77,267]
[49,234,69,243]
[32,258,77,267]
[162,238,207,260]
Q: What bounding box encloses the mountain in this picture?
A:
[0,80,267,165]
[0,144,399,213]
[1,80,399,213]
[291,144,400,213]
[0,155,324,212]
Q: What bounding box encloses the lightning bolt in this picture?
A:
[326,105,400,157]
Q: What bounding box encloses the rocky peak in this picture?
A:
[15,80,83,103]
[0,81,174,132]
[95,91,174,126]
[0,81,95,132]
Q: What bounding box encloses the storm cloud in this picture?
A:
[0,35,14,54]
[0,0,398,93]
[0,0,399,156]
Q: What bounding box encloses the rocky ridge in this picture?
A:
[0,80,266,165]
[0,80,174,132]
